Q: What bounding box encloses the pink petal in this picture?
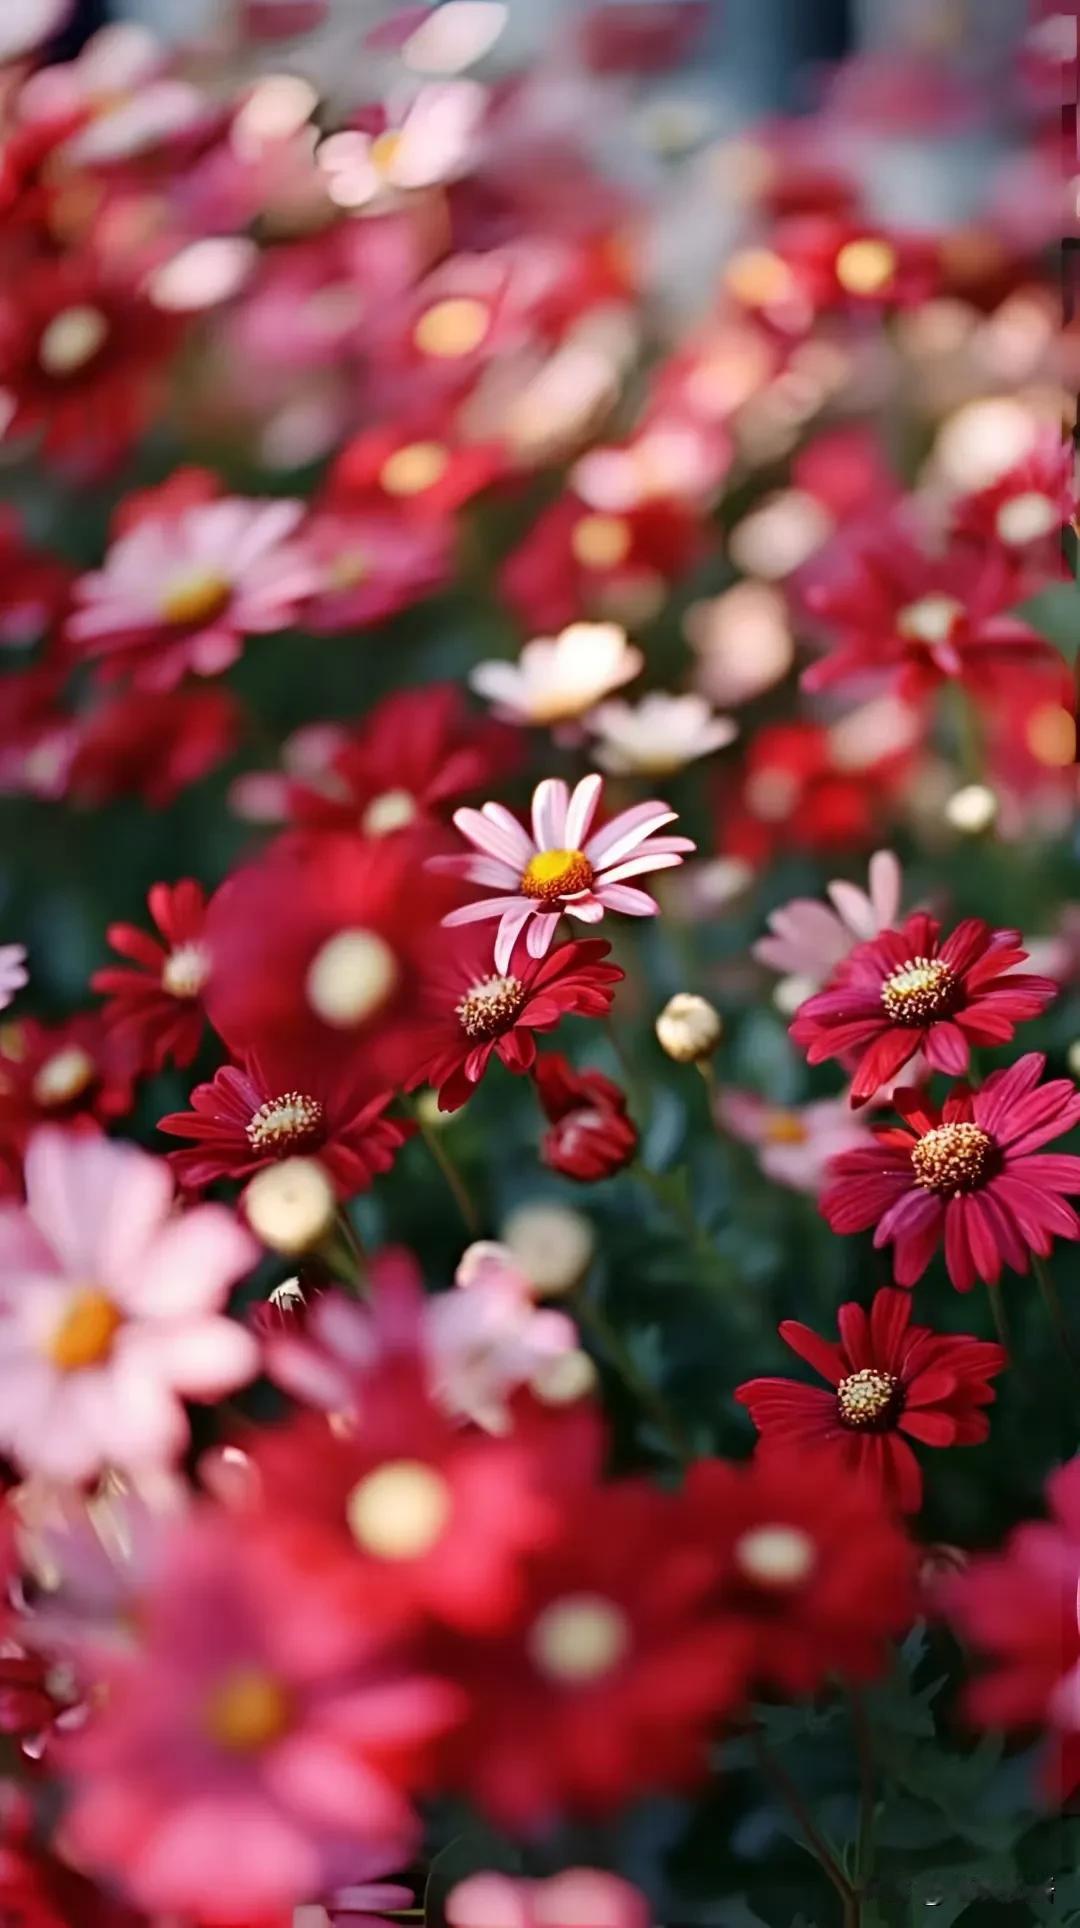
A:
[493,904,534,972]
[531,777,569,848]
[525,911,560,959]
[452,807,527,870]
[597,850,687,886]
[564,773,604,848]
[585,802,677,867]
[119,1206,256,1315]
[594,883,659,916]
[444,895,526,927]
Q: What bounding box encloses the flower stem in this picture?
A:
[414,1109,480,1237]
[849,1686,876,1888]
[1031,1252,1080,1383]
[573,1291,693,1465]
[750,1727,859,1923]
[633,1159,699,1245]
[985,1275,1012,1356]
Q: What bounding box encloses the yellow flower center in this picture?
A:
[528,1594,630,1683]
[48,1290,122,1372]
[763,1109,808,1146]
[836,1367,901,1430]
[911,1120,995,1195]
[456,972,527,1041]
[835,238,898,295]
[32,1046,96,1108]
[571,513,632,571]
[346,1460,452,1560]
[204,1669,292,1753]
[413,297,489,359]
[160,571,232,628]
[370,128,404,176]
[328,549,370,589]
[380,441,450,496]
[246,1091,325,1154]
[521,849,594,902]
[880,955,958,1025]
[725,248,795,307]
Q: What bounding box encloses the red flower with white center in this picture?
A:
[801,537,1051,702]
[820,1053,1080,1292]
[0,1013,136,1174]
[0,257,181,479]
[66,683,242,809]
[500,492,704,634]
[0,508,71,649]
[203,834,459,1079]
[92,880,209,1074]
[790,911,1057,1105]
[405,927,622,1113]
[66,493,318,690]
[674,1449,917,1703]
[719,717,917,870]
[943,1454,1080,1799]
[437,773,694,972]
[434,1478,737,1826]
[736,1287,1007,1514]
[534,1053,637,1182]
[300,503,454,634]
[329,422,505,520]
[951,427,1075,571]
[246,1362,575,1635]
[158,1043,410,1197]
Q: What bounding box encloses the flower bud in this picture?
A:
[500,1202,594,1297]
[530,1346,598,1405]
[655,991,722,1064]
[244,1158,336,1256]
[944,783,998,836]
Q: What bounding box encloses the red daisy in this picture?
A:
[0,507,71,649]
[718,719,916,871]
[66,684,242,809]
[533,1053,637,1182]
[951,426,1075,571]
[328,421,505,520]
[92,880,209,1074]
[405,927,623,1113]
[801,535,1052,702]
[735,1287,1007,1513]
[0,1013,135,1177]
[501,490,704,634]
[157,1041,410,1196]
[674,1449,917,1703]
[943,1454,1080,1799]
[790,911,1057,1105]
[820,1052,1080,1291]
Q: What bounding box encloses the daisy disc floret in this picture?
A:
[436,775,694,972]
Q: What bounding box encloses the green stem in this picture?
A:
[750,1728,859,1924]
[1031,1252,1080,1384]
[574,1291,693,1465]
[414,1109,480,1237]
[985,1275,1012,1356]
[634,1160,699,1246]
[849,1686,876,1889]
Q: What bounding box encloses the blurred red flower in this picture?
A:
[93,880,210,1074]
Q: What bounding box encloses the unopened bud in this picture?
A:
[1067,1039,1080,1081]
[945,783,998,836]
[530,1347,598,1405]
[244,1157,336,1255]
[655,992,722,1064]
[500,1202,594,1297]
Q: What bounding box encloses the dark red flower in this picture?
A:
[0,508,71,649]
[0,1014,136,1176]
[951,427,1074,577]
[801,536,1052,702]
[500,492,704,634]
[736,1287,1006,1513]
[790,911,1057,1104]
[158,1042,411,1197]
[92,880,209,1074]
[943,1454,1080,1800]
[66,684,242,809]
[405,928,623,1113]
[725,216,939,329]
[718,719,916,870]
[533,1053,637,1181]
[302,504,453,633]
[328,423,505,520]
[821,1053,1080,1291]
[674,1449,917,1702]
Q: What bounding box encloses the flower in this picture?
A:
[438,773,694,972]
[66,684,242,809]
[716,1091,870,1194]
[0,508,71,649]
[302,504,453,633]
[533,1054,637,1182]
[17,21,214,166]
[66,493,317,690]
[0,945,28,1014]
[500,1202,596,1296]
[92,881,209,1074]
[158,1043,411,1196]
[943,1455,1080,1799]
[500,493,704,634]
[447,1869,650,1928]
[329,421,503,520]
[244,1157,337,1257]
[0,1130,258,1480]
[470,624,643,731]
[317,81,487,209]
[790,912,1057,1105]
[820,1053,1080,1291]
[0,1013,136,1175]
[674,1449,917,1702]
[951,425,1074,562]
[753,849,904,984]
[588,692,736,775]
[736,1287,1007,1512]
[719,718,917,870]
[59,1506,459,1920]
[405,926,623,1112]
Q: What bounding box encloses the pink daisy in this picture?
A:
[0,943,28,1012]
[820,1053,1080,1291]
[435,774,694,972]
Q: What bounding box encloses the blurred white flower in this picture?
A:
[470,622,642,728]
[588,691,736,776]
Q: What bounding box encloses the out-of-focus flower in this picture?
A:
[439,772,693,972]
[0,1130,257,1480]
[0,1012,136,1173]
[944,1454,1080,1799]
[92,881,209,1074]
[951,426,1074,570]
[726,217,939,331]
[655,992,721,1065]
[736,1287,1006,1513]
[0,0,71,65]
[685,581,794,707]
[716,1091,869,1194]
[60,1507,458,1921]
[0,946,28,1014]
[66,684,242,809]
[500,1201,595,1295]
[302,503,453,633]
[329,420,504,519]
[471,623,643,731]
[244,1156,337,1257]
[588,692,735,775]
[754,850,904,984]
[821,1053,1080,1292]
[501,493,704,633]
[405,926,622,1113]
[720,719,917,870]
[447,1868,650,1928]
[67,494,317,690]
[534,1054,637,1183]
[17,23,215,167]
[318,82,487,209]
[159,1044,410,1197]
[0,509,71,650]
[790,912,1057,1105]
[427,1246,581,1434]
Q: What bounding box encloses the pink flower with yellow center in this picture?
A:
[435,774,694,972]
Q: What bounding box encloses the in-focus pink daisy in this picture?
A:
[0,944,28,1013]
[66,496,318,690]
[436,774,694,971]
[754,849,904,984]
[0,1129,259,1480]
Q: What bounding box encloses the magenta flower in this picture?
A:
[753,849,904,984]
[0,943,28,1012]
[436,774,694,971]
[0,1129,259,1480]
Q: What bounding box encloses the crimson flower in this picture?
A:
[943,1454,1080,1799]
[158,1043,410,1196]
[92,880,209,1074]
[0,507,71,648]
[0,1014,135,1176]
[736,1287,1006,1513]
[951,426,1074,568]
[820,1053,1080,1291]
[328,422,505,520]
[674,1449,917,1702]
[534,1053,637,1181]
[719,719,915,870]
[66,684,242,809]
[501,491,704,634]
[405,928,623,1113]
[302,503,453,633]
[790,911,1057,1104]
